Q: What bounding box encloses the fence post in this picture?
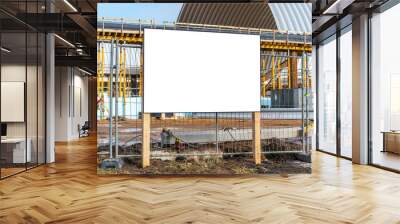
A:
[252,112,261,165]
[142,113,151,167]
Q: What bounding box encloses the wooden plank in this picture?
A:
[290,52,298,88]
[142,113,151,167]
[3,136,400,222]
[252,112,261,165]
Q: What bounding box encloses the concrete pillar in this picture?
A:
[46,32,55,163]
[352,14,369,164]
[88,77,97,132]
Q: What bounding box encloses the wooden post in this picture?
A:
[142,113,151,167]
[252,112,261,165]
[290,52,298,88]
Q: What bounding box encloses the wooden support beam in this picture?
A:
[252,112,261,165]
[290,52,298,89]
[142,113,151,168]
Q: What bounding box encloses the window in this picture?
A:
[339,27,352,158]
[370,3,400,171]
[317,35,337,154]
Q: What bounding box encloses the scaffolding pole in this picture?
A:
[271,53,276,90]
[287,56,291,89]
[139,46,143,97]
[97,43,101,96]
[109,39,114,159]
[101,44,105,119]
[115,41,119,158]
[277,57,282,90]
[262,57,266,96]
[123,46,127,117]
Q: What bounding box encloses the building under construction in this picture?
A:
[96,3,313,174]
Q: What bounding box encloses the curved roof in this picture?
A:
[269,3,311,33]
[177,3,311,33]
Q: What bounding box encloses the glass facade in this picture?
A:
[0,1,46,179]
[316,1,400,171]
[317,35,337,154]
[370,3,400,171]
[339,27,352,158]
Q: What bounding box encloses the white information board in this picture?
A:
[144,29,260,113]
[1,82,25,122]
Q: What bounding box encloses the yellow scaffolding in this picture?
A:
[262,58,266,97]
[123,47,127,107]
[97,46,101,96]
[287,57,291,89]
[101,45,105,99]
[271,55,276,90]
[97,31,312,53]
[119,47,123,98]
[277,57,282,90]
[303,54,307,89]
[139,47,143,97]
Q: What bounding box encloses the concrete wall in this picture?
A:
[55,67,89,141]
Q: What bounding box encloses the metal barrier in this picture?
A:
[97,22,313,168]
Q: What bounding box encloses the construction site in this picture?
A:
[96,14,313,174]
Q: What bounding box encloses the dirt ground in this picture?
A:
[97,154,311,175]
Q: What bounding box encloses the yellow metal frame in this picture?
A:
[303,54,307,89]
[97,31,312,53]
[287,57,291,89]
[101,46,105,99]
[277,57,282,90]
[261,58,266,97]
[139,47,143,97]
[123,47,127,105]
[271,55,276,90]
[97,47,101,96]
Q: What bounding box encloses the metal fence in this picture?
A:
[97,21,313,164]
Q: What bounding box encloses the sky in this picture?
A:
[98,3,183,23]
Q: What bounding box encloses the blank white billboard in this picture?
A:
[144,29,260,113]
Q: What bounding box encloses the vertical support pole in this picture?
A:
[287,57,291,89]
[216,112,219,153]
[352,14,369,164]
[115,42,119,158]
[271,54,276,90]
[139,47,143,97]
[301,53,305,152]
[277,57,282,89]
[108,47,111,98]
[252,112,261,165]
[303,53,307,88]
[97,43,100,96]
[123,47,127,117]
[142,113,151,167]
[101,45,105,93]
[290,52,298,89]
[119,48,123,97]
[336,29,341,157]
[46,31,56,163]
[262,58,266,96]
[101,44,105,120]
[109,39,114,159]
